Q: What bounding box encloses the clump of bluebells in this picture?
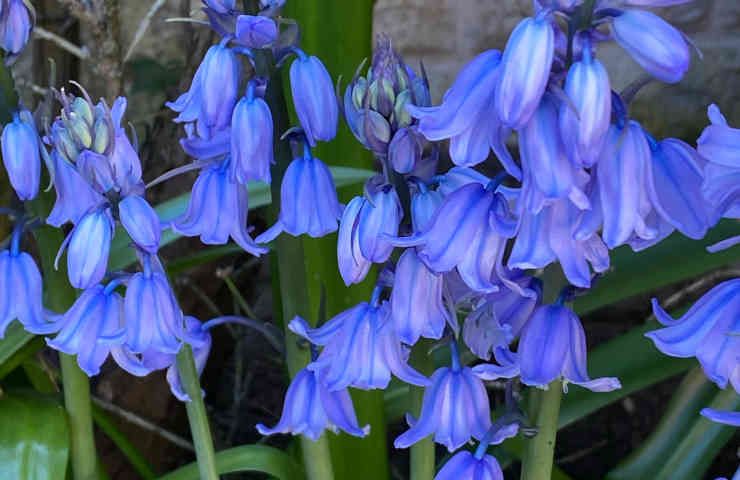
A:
[0,0,737,478]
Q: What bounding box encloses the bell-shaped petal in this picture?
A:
[173,160,266,256]
[698,104,740,220]
[559,46,611,167]
[0,0,33,55]
[518,304,621,392]
[256,149,342,243]
[495,16,555,128]
[389,127,422,174]
[0,250,49,336]
[235,15,277,48]
[646,279,740,390]
[66,208,115,289]
[119,195,161,254]
[230,86,273,183]
[698,104,740,169]
[77,150,116,194]
[646,138,710,239]
[700,408,740,427]
[290,53,338,146]
[291,302,429,391]
[337,196,372,286]
[436,166,490,196]
[47,283,124,376]
[394,365,491,451]
[357,185,402,263]
[1,110,40,200]
[166,317,212,401]
[391,248,449,345]
[435,451,504,480]
[611,10,690,84]
[124,269,183,354]
[256,367,369,440]
[47,152,105,227]
[411,186,443,233]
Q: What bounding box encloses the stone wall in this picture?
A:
[373,0,740,137]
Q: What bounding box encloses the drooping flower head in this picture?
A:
[1,109,40,200]
[435,451,504,480]
[0,0,34,57]
[230,79,274,184]
[290,50,338,146]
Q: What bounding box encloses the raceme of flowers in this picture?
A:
[0,0,737,479]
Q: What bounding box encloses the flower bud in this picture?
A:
[1,110,40,200]
[388,127,422,174]
[68,113,93,149]
[230,84,274,184]
[92,117,111,154]
[235,15,277,48]
[290,52,338,146]
[71,97,94,127]
[362,110,391,155]
[0,0,33,55]
[358,185,402,263]
[66,208,115,289]
[119,195,161,254]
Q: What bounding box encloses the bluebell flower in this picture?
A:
[235,15,277,48]
[180,124,230,161]
[119,195,161,254]
[410,185,443,233]
[1,110,39,200]
[290,51,338,146]
[204,0,235,14]
[167,42,240,138]
[0,0,33,55]
[394,360,491,451]
[495,15,554,129]
[47,151,105,227]
[256,145,342,243]
[64,208,115,289]
[46,282,125,376]
[0,246,49,337]
[518,303,621,392]
[435,166,491,196]
[257,366,369,440]
[435,451,503,480]
[108,97,144,195]
[337,196,372,286]
[698,104,740,169]
[290,299,429,391]
[230,81,273,183]
[700,408,740,427]
[389,127,422,174]
[173,159,266,256]
[356,184,401,263]
[698,104,740,220]
[390,248,449,345]
[559,40,611,167]
[611,9,690,84]
[165,317,212,401]
[646,279,739,391]
[124,259,183,354]
[407,50,501,167]
[77,150,116,194]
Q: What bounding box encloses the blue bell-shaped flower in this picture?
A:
[290,51,338,146]
[47,282,125,376]
[0,0,33,55]
[256,144,342,243]
[235,15,277,48]
[646,279,740,391]
[388,127,422,174]
[435,451,504,480]
[698,104,740,221]
[65,208,115,289]
[204,0,235,14]
[257,366,369,440]
[0,243,49,337]
[390,248,449,345]
[166,316,212,401]
[119,195,161,254]
[337,196,373,286]
[47,151,105,227]
[357,184,402,263]
[611,9,690,84]
[230,81,273,184]
[1,109,40,200]
[108,97,144,195]
[410,184,443,233]
[495,15,555,129]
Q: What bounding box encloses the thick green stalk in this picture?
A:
[59,354,99,480]
[176,345,219,480]
[409,342,435,480]
[520,381,563,480]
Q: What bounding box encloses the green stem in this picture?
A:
[176,345,219,480]
[409,342,435,480]
[60,354,100,480]
[520,381,563,480]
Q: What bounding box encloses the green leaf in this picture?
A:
[0,333,44,380]
[605,367,717,480]
[0,323,36,374]
[157,445,303,480]
[575,220,739,314]
[653,387,740,480]
[0,390,69,480]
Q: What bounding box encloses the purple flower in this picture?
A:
[108,98,144,195]
[167,42,240,138]
[119,195,161,254]
[559,42,611,167]
[0,248,48,337]
[230,82,273,183]
[518,303,621,392]
[701,408,740,427]
[411,185,443,233]
[290,301,429,391]
[646,279,740,391]
[698,104,740,169]
[173,160,266,256]
[235,15,277,48]
[166,317,212,401]
[204,0,235,14]
[337,196,372,286]
[495,16,555,129]
[394,362,491,451]
[257,367,369,440]
[436,166,490,196]
[390,248,449,345]
[357,185,402,263]
[1,110,39,200]
[290,52,338,146]
[47,282,125,376]
[0,0,32,55]
[124,263,183,354]
[65,208,115,290]
[256,146,342,243]
[76,150,117,194]
[435,451,503,480]
[47,152,105,227]
[698,104,740,220]
[611,9,690,84]
[389,127,422,174]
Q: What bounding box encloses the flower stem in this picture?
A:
[60,354,100,480]
[176,345,219,480]
[409,341,435,480]
[520,381,563,480]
